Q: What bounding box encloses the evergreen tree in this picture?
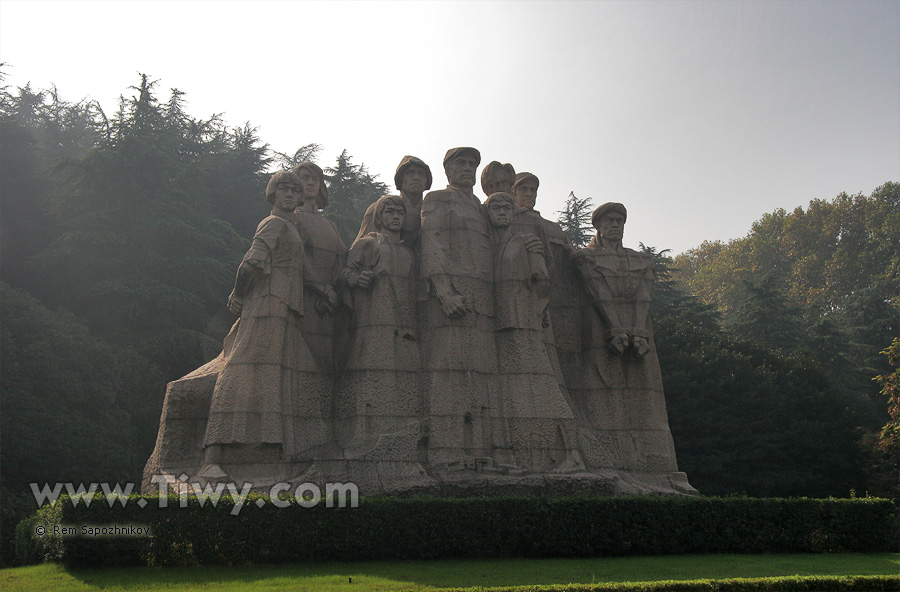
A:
[556,191,594,248]
[323,149,389,246]
[273,143,322,171]
[0,73,104,292]
[725,270,804,352]
[33,75,250,378]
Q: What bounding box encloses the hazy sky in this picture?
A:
[2,0,897,254]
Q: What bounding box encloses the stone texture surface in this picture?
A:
[143,160,697,498]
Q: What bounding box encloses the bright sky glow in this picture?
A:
[1,0,897,254]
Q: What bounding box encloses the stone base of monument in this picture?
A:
[145,456,696,498]
[142,351,699,498]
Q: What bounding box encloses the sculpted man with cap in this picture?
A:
[353,155,432,247]
[419,147,505,470]
[574,203,651,356]
[571,202,682,478]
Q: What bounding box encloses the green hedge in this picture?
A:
[17,494,898,567]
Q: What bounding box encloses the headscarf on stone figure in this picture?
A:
[480,161,516,196]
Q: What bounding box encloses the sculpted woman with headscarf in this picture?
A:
[336,196,424,475]
[291,162,344,376]
[199,171,330,480]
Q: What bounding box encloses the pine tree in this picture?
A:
[556,191,594,248]
[323,149,389,246]
[34,75,251,378]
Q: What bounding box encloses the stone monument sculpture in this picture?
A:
[144,149,695,497]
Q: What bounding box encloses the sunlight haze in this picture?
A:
[1,0,897,254]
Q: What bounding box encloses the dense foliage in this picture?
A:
[0,73,387,565]
[17,495,897,567]
[659,188,899,497]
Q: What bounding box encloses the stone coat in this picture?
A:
[572,240,678,473]
[204,212,322,455]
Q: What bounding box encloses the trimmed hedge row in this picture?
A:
[17,494,898,567]
[437,576,900,591]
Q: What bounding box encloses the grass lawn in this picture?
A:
[2,553,897,591]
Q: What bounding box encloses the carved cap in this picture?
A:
[291,161,330,209]
[511,172,539,193]
[394,155,433,191]
[591,202,628,229]
[443,147,481,168]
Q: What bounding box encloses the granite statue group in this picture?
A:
[143,148,696,497]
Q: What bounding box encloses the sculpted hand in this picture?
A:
[632,336,650,358]
[315,286,337,315]
[608,332,629,355]
[356,270,375,289]
[437,290,468,319]
[523,234,544,256]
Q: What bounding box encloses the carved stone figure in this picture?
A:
[354,156,432,247]
[336,196,423,463]
[480,161,516,197]
[572,203,691,492]
[200,171,330,481]
[143,148,695,498]
[509,172,581,423]
[291,162,343,375]
[420,147,503,471]
[485,192,585,473]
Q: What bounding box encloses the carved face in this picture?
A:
[487,200,513,228]
[446,155,479,188]
[483,171,511,196]
[297,169,320,201]
[401,165,429,195]
[273,180,302,214]
[512,181,538,210]
[380,202,406,233]
[598,213,626,242]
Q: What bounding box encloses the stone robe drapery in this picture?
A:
[492,230,580,472]
[203,213,328,457]
[419,186,500,468]
[572,241,678,473]
[293,210,347,375]
[336,233,421,450]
